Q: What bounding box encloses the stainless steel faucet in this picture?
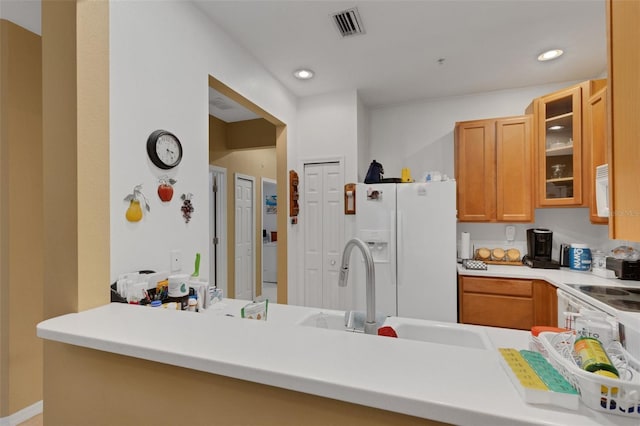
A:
[338,238,377,335]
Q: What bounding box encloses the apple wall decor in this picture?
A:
[157,176,177,202]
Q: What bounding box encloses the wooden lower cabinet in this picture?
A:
[532,279,558,327]
[459,276,557,330]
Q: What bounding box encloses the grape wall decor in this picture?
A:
[180,193,194,223]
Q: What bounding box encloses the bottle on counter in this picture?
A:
[574,336,619,378]
[569,243,592,271]
[188,296,198,312]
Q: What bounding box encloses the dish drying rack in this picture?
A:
[537,331,640,418]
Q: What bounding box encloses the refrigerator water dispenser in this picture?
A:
[359,229,390,263]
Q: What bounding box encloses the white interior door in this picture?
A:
[235,174,255,300]
[303,165,323,307]
[209,166,227,295]
[303,162,345,309]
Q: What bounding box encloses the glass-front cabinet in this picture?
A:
[536,85,583,206]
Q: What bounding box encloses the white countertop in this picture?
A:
[37,299,638,426]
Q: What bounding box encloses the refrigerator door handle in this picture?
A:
[390,211,397,288]
[396,210,403,287]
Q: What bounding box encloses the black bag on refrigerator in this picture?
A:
[364,160,384,183]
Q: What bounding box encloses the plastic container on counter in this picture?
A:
[569,243,591,271]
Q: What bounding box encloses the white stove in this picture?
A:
[566,284,640,313]
[558,286,640,359]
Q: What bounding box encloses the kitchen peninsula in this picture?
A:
[38,298,637,426]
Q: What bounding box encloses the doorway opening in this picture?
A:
[207,75,288,303]
[261,177,278,302]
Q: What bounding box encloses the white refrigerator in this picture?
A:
[352,181,457,322]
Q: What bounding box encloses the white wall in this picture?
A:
[357,94,370,182]
[109,1,297,286]
[0,0,41,35]
[369,81,580,181]
[367,80,636,255]
[297,90,359,181]
[458,209,639,260]
[291,90,360,305]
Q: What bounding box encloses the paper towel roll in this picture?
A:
[461,232,471,259]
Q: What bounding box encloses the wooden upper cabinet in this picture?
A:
[607,0,640,241]
[534,85,584,207]
[455,120,496,221]
[496,116,533,222]
[455,116,533,222]
[586,86,608,225]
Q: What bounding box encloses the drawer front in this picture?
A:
[462,276,533,297]
[461,293,534,330]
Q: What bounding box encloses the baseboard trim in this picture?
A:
[0,401,43,426]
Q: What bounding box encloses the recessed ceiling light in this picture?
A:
[293,69,315,80]
[537,49,564,62]
[548,125,565,131]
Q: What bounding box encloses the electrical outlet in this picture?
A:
[505,226,516,242]
[170,249,182,272]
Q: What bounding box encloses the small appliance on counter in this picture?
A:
[606,257,640,280]
[558,244,571,267]
[605,245,640,280]
[522,228,560,269]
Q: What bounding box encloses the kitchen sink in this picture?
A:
[298,311,357,332]
[297,311,492,350]
[297,311,388,333]
[382,317,492,350]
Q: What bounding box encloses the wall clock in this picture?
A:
[146,130,183,169]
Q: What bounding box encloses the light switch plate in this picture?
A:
[505,226,516,242]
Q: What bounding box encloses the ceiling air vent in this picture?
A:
[210,96,233,110]
[331,7,365,37]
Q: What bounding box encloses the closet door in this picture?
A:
[303,162,346,309]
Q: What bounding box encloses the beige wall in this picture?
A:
[41,0,110,320]
[40,0,110,420]
[44,341,447,426]
[0,19,44,416]
[227,118,277,149]
[209,115,277,298]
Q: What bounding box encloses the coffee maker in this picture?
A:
[523,228,560,269]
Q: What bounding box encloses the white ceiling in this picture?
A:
[1,0,608,111]
[209,87,260,123]
[195,0,607,108]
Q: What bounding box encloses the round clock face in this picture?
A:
[147,130,182,169]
